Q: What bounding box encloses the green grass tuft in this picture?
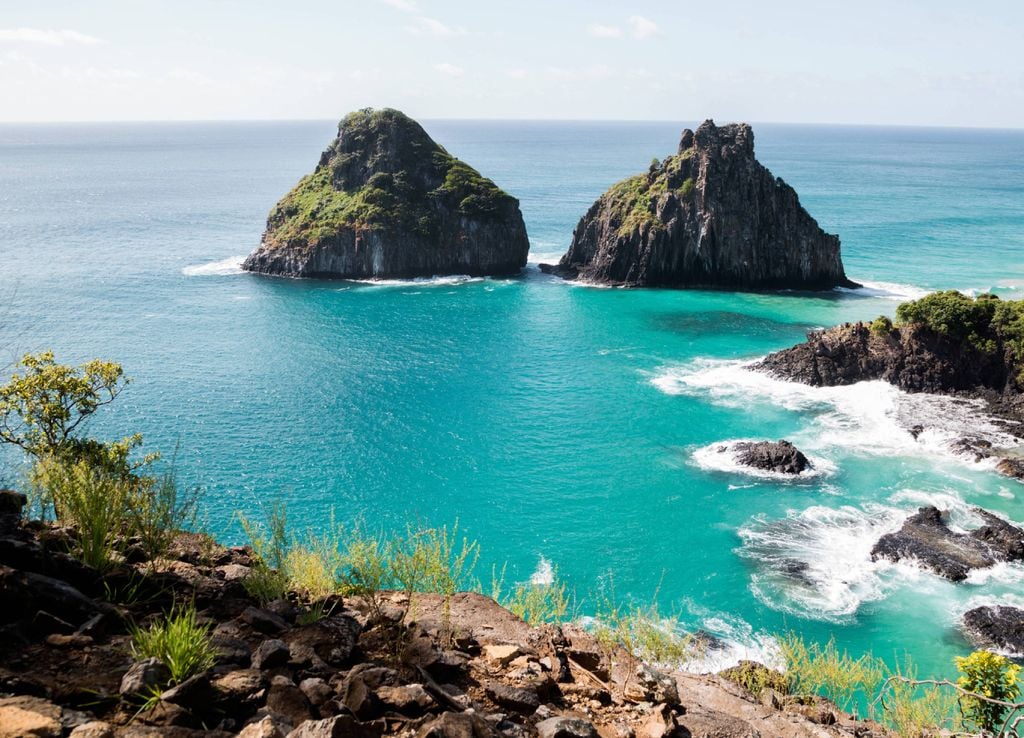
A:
[130,603,216,686]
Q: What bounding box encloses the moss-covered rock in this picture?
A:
[243,108,530,279]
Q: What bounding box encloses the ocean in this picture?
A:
[2,119,1023,677]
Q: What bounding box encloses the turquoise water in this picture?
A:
[2,120,1024,676]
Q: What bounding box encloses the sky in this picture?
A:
[0,0,1022,127]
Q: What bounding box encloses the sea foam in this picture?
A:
[652,358,1020,468]
[738,489,1024,621]
[691,439,836,481]
[181,255,246,276]
[835,279,930,301]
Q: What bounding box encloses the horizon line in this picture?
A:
[0,117,1022,132]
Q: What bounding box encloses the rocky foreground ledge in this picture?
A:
[0,490,883,738]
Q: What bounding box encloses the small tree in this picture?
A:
[955,650,1021,734]
[0,351,129,461]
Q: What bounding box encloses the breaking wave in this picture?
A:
[692,439,836,481]
[651,358,1021,468]
[181,255,245,276]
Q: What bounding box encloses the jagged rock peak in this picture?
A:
[242,107,530,280]
[545,118,857,291]
[679,119,754,157]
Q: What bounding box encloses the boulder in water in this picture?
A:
[962,605,1024,656]
[870,506,1024,581]
[730,440,811,475]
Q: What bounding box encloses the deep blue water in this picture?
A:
[2,120,1024,675]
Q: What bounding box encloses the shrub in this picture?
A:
[720,660,788,698]
[880,657,962,738]
[592,580,697,668]
[869,315,893,335]
[241,563,289,604]
[239,502,289,573]
[238,503,346,607]
[285,526,342,602]
[894,291,998,352]
[31,456,137,571]
[337,522,390,622]
[955,650,1021,734]
[239,502,293,603]
[389,520,480,597]
[133,463,201,565]
[497,565,573,626]
[130,603,215,686]
[779,634,884,715]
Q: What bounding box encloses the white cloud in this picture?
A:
[587,24,622,39]
[0,28,103,46]
[405,17,467,36]
[505,68,528,80]
[434,62,464,77]
[379,0,417,11]
[628,16,660,39]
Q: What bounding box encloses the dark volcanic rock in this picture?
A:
[548,119,855,290]
[730,440,811,475]
[242,108,529,280]
[757,321,1016,396]
[870,506,1024,581]
[756,292,1024,484]
[962,605,1024,656]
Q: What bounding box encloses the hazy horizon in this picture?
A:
[2,0,1022,128]
[2,117,1023,132]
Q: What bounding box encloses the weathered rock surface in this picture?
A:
[0,483,888,738]
[729,440,811,475]
[962,605,1024,656]
[870,506,1024,581]
[546,119,854,290]
[242,108,530,280]
[757,321,1017,397]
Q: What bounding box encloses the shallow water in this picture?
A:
[2,120,1024,676]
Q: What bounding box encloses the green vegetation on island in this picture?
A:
[603,148,696,237]
[893,290,1024,360]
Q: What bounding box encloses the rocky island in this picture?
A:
[242,108,530,280]
[870,505,1024,582]
[543,120,856,290]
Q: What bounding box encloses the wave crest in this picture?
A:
[182,256,245,276]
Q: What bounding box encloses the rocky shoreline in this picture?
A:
[0,489,894,738]
[756,298,1024,479]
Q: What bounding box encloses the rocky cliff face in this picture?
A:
[548,120,855,289]
[242,108,530,279]
[756,321,1017,396]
